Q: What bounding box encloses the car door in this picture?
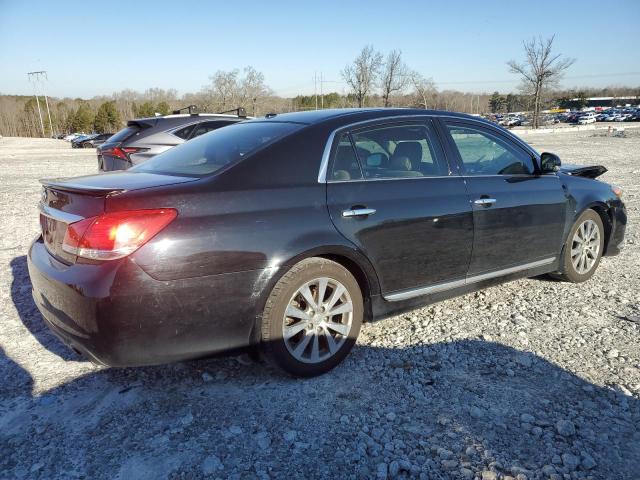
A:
[442,120,568,276]
[326,119,474,296]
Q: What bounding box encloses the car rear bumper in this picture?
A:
[98,154,130,172]
[28,236,265,366]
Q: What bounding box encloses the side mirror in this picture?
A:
[540,152,561,173]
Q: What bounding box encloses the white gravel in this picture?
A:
[1,133,639,479]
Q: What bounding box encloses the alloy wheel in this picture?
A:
[282,277,353,364]
[571,219,600,274]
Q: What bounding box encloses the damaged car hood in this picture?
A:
[559,163,607,179]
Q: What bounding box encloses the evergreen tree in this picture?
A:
[156,101,171,115]
[94,101,121,133]
[489,91,505,113]
[71,103,94,132]
[135,101,156,117]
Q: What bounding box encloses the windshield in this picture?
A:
[131,121,302,176]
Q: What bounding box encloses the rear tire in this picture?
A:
[551,209,604,283]
[261,258,363,377]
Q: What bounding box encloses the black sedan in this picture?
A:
[72,133,114,149]
[28,109,627,377]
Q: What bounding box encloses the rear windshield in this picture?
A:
[108,126,140,143]
[131,121,302,176]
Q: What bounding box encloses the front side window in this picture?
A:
[350,123,447,179]
[446,124,535,175]
[131,121,302,176]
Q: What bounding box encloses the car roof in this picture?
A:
[252,108,485,126]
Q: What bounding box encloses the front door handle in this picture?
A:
[342,208,377,218]
[474,198,497,206]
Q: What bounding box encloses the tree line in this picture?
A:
[1,37,638,137]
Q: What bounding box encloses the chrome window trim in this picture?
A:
[317,113,540,183]
[327,175,453,184]
[38,204,84,224]
[326,173,558,185]
[384,257,556,302]
[317,129,338,183]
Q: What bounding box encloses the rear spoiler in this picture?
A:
[127,119,156,129]
[40,178,124,196]
[559,164,607,179]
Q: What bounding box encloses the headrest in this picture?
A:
[393,141,422,161]
[332,170,351,181]
[389,156,412,171]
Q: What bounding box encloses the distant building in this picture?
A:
[567,96,639,109]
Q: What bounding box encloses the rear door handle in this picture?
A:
[473,198,497,206]
[342,208,377,218]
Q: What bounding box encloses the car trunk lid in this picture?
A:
[39,172,197,263]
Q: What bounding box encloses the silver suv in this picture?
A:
[97,107,247,171]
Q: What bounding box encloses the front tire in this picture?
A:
[552,209,604,283]
[261,258,363,377]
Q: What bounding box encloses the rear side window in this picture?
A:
[350,122,447,179]
[131,122,302,176]
[108,126,139,143]
[190,121,234,139]
[330,134,362,181]
[446,124,535,175]
[173,124,195,140]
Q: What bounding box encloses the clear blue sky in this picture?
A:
[1,0,639,98]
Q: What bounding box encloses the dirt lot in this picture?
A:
[1,131,639,480]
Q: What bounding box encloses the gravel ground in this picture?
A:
[1,131,639,480]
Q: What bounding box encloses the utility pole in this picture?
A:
[314,72,318,110]
[44,93,54,136]
[27,71,54,137]
[27,71,45,137]
[320,72,324,109]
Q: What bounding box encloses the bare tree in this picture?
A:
[200,67,271,114]
[381,50,409,107]
[238,66,272,114]
[342,45,383,107]
[410,72,437,109]
[507,35,575,128]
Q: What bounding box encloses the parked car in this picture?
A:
[63,133,85,142]
[29,108,627,377]
[71,134,97,148]
[577,113,597,124]
[75,133,114,148]
[97,108,247,171]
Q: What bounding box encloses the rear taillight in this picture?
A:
[101,146,146,161]
[62,209,177,260]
